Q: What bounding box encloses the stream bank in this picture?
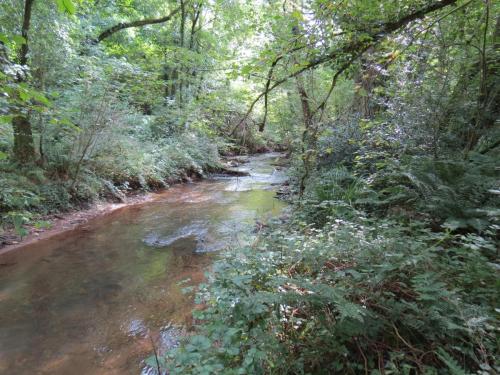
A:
[0,152,288,375]
[0,153,275,255]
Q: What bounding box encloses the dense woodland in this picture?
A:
[1,0,499,374]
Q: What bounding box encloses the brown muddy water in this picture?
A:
[0,153,287,375]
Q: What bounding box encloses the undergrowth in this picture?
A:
[167,216,498,374]
[165,149,499,374]
[0,132,220,234]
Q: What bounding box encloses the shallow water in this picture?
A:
[0,153,287,375]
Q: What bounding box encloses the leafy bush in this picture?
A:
[0,129,221,232]
[298,167,367,226]
[168,218,498,374]
[37,182,72,212]
[303,150,499,233]
[0,171,41,212]
[0,166,71,233]
[367,154,499,231]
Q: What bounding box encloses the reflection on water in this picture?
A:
[0,153,287,375]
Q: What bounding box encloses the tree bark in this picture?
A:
[12,115,35,163]
[178,0,186,106]
[296,77,314,197]
[466,11,498,151]
[189,2,201,50]
[187,2,202,98]
[353,49,378,119]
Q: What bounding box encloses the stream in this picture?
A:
[0,153,287,375]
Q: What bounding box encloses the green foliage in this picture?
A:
[358,153,499,231]
[0,0,233,233]
[55,0,75,15]
[297,167,366,225]
[168,217,498,374]
[298,151,499,234]
[4,211,32,237]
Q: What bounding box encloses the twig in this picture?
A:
[149,335,162,375]
[355,337,369,375]
[391,323,422,354]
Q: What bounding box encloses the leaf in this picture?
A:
[240,65,253,75]
[186,335,211,352]
[19,89,30,102]
[11,35,27,46]
[31,90,51,106]
[56,0,76,14]
[291,10,303,21]
[0,115,14,125]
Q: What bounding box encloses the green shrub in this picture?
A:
[298,167,367,226]
[168,218,499,374]
[367,154,499,231]
[37,182,72,213]
[301,152,499,233]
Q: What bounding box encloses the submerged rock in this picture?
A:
[143,222,208,251]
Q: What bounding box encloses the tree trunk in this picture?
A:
[296,76,314,198]
[466,11,498,151]
[12,0,36,163]
[177,0,186,106]
[12,115,35,163]
[353,56,377,119]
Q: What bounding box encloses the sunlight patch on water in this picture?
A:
[122,319,148,338]
[143,222,208,249]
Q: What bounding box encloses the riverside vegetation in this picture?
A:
[0,0,498,374]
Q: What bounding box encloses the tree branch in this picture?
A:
[229,45,305,136]
[235,0,460,132]
[96,5,183,43]
[312,52,362,122]
[259,56,283,132]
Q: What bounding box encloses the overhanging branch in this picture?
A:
[96,5,182,43]
[235,0,461,133]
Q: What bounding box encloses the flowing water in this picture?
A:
[0,153,287,375]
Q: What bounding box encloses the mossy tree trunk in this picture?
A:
[12,115,35,163]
